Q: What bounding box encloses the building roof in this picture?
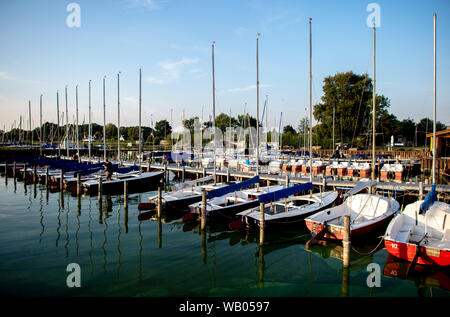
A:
[426,128,450,138]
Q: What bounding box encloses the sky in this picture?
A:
[0,0,449,133]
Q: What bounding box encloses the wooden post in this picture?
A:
[259,202,265,246]
[343,215,351,267]
[226,169,230,184]
[124,180,128,208]
[157,186,162,217]
[203,167,206,178]
[33,165,37,183]
[60,169,64,190]
[13,161,16,179]
[4,162,7,176]
[76,173,81,196]
[419,181,423,200]
[322,177,326,192]
[285,174,289,188]
[182,165,185,182]
[164,164,167,185]
[201,189,207,230]
[45,166,49,186]
[23,164,27,181]
[98,175,103,200]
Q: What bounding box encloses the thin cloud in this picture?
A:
[146,57,199,84]
[0,72,14,80]
[218,84,272,94]
[126,0,168,10]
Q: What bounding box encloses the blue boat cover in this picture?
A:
[419,184,437,214]
[258,182,313,204]
[207,176,260,199]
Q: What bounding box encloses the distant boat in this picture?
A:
[305,182,399,239]
[236,183,338,230]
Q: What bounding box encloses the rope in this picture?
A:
[350,235,385,256]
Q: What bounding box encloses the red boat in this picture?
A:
[384,194,450,266]
[305,184,399,240]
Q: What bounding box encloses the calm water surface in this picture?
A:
[0,176,448,297]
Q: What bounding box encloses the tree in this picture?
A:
[105,123,118,140]
[283,125,297,135]
[313,71,373,149]
[215,113,238,132]
[154,120,172,139]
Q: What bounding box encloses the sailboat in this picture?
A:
[384,14,450,266]
[82,69,164,195]
[236,183,338,230]
[304,20,400,240]
[187,175,283,221]
[141,175,224,211]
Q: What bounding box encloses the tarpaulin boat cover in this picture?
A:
[258,182,313,204]
[419,184,437,214]
[207,176,259,199]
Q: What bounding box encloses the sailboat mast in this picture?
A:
[103,76,106,160]
[117,72,121,164]
[56,91,60,156]
[65,85,69,157]
[76,85,80,161]
[372,25,376,182]
[138,67,142,172]
[88,80,91,162]
[39,94,43,156]
[256,34,260,176]
[28,100,31,149]
[432,13,437,184]
[212,41,217,183]
[309,18,312,182]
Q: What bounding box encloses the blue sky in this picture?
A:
[0,0,449,132]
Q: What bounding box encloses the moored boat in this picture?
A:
[305,182,399,239]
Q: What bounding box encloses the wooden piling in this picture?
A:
[157,186,162,217]
[259,202,265,246]
[285,174,289,187]
[98,175,103,200]
[343,215,351,267]
[226,169,230,184]
[45,166,49,186]
[182,165,185,182]
[13,161,16,179]
[76,173,81,196]
[419,181,424,200]
[33,165,37,183]
[124,181,128,208]
[201,189,207,230]
[60,169,64,190]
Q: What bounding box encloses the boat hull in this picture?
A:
[84,172,163,195]
[384,239,450,266]
[305,213,395,240]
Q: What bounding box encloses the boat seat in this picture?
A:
[395,229,411,243]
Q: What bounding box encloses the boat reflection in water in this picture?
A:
[383,253,450,294]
